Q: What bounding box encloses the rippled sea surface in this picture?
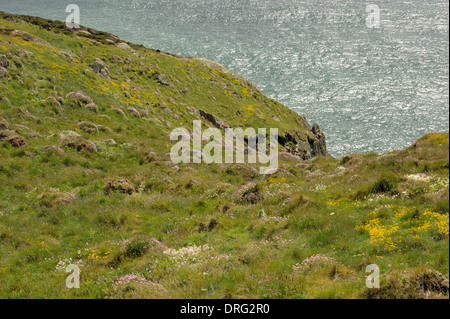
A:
[1,0,448,157]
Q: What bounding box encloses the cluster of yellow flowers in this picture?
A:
[427,132,449,145]
[266,176,287,185]
[87,249,110,262]
[420,209,449,237]
[242,87,253,98]
[361,213,399,252]
[14,37,45,53]
[359,206,449,252]
[327,198,359,208]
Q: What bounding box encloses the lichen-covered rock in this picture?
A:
[335,166,346,176]
[278,123,328,160]
[199,110,230,130]
[59,49,79,62]
[104,179,136,195]
[258,209,268,220]
[116,42,133,51]
[76,30,91,36]
[11,30,52,47]
[89,58,109,77]
[104,139,117,146]
[151,72,170,86]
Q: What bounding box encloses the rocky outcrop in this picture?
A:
[116,42,133,51]
[258,209,268,220]
[151,72,170,86]
[11,30,52,47]
[104,139,117,146]
[89,58,109,78]
[59,49,79,62]
[199,110,230,130]
[278,123,328,160]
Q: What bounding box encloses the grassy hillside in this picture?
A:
[0,12,448,299]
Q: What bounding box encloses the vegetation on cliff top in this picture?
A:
[0,12,448,299]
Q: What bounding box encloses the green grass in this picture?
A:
[0,12,449,299]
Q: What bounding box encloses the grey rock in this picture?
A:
[199,110,230,130]
[278,123,328,160]
[116,42,133,51]
[335,166,346,176]
[104,139,117,146]
[153,73,170,86]
[89,58,109,77]
[11,30,52,47]
[258,209,268,220]
[59,49,79,62]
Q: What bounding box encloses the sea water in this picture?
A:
[1,0,448,157]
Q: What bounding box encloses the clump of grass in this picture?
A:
[370,177,396,194]
[125,238,150,257]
